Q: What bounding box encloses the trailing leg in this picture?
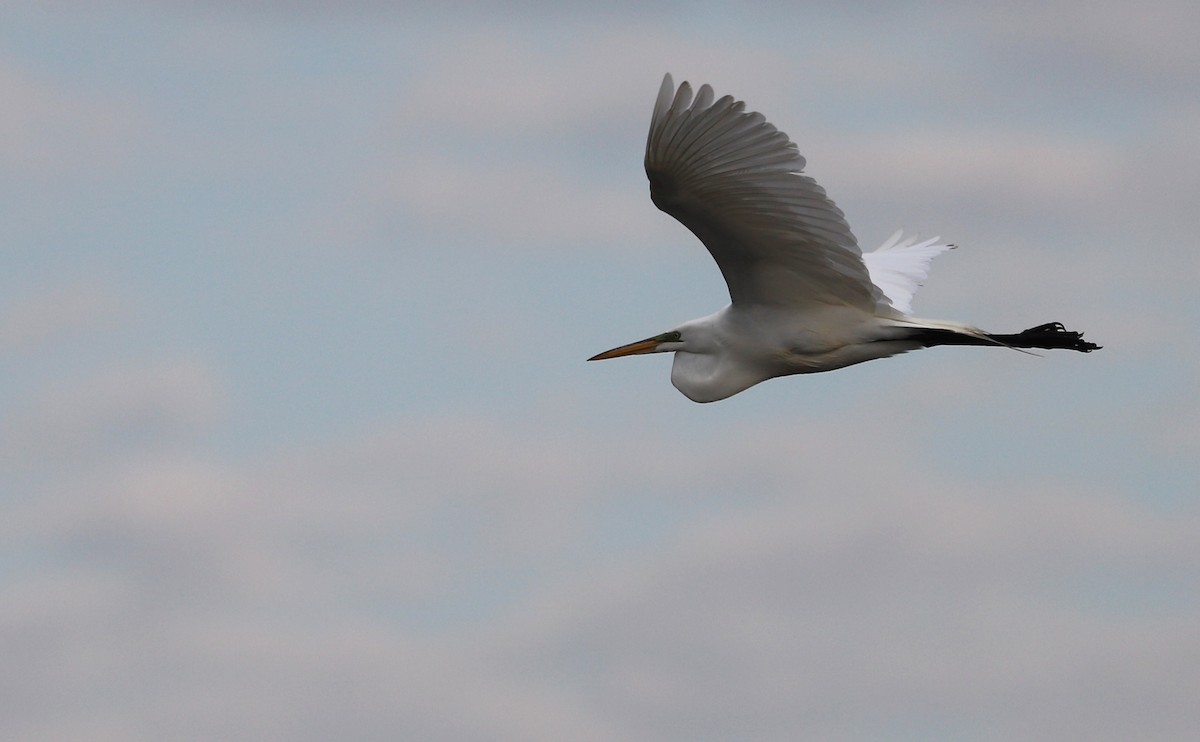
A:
[906,322,1100,352]
[987,322,1100,351]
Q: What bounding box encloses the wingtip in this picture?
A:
[656,73,676,104]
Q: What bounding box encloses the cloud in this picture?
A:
[0,63,135,176]
[3,406,1195,740]
[0,279,130,353]
[395,27,795,137]
[979,0,1200,84]
[380,156,667,249]
[1,357,227,471]
[347,27,796,251]
[835,129,1121,209]
[496,486,1199,741]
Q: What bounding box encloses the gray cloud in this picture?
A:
[3,414,1195,740]
[2,357,226,470]
[0,280,129,353]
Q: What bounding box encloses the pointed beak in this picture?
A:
[588,337,664,361]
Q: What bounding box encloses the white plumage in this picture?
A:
[862,231,955,316]
[590,74,1098,402]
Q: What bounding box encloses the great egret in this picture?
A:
[589,74,1099,402]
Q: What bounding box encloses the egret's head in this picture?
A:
[589,318,757,402]
[588,329,685,361]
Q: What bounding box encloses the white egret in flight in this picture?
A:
[590,74,1099,402]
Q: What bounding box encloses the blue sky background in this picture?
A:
[3,2,1198,740]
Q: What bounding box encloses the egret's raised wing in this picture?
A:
[645,74,882,310]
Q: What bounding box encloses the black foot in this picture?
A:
[1010,322,1101,352]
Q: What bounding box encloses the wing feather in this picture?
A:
[862,231,955,315]
[645,74,883,310]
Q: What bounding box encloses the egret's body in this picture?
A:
[662,305,923,402]
[590,74,1098,402]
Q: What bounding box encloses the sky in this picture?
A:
[2,1,1198,740]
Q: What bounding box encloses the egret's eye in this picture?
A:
[656,331,682,342]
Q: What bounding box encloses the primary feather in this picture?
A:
[645,74,884,311]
